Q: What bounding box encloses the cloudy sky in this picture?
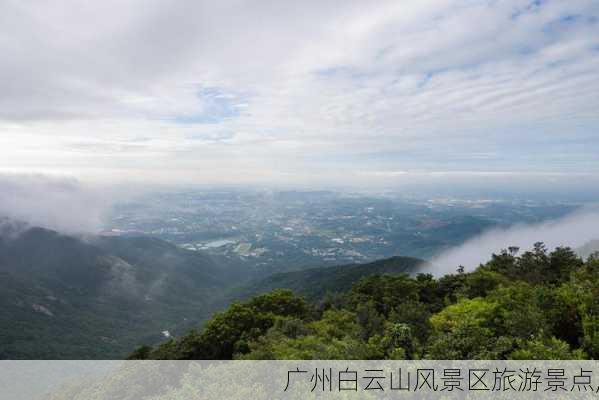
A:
[1,0,598,188]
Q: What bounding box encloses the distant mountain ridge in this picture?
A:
[230,255,429,302]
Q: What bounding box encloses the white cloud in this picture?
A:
[0,0,598,186]
[430,206,599,275]
[0,174,115,233]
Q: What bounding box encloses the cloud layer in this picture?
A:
[430,207,599,275]
[1,0,598,186]
[0,174,125,233]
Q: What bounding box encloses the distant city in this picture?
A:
[104,189,577,272]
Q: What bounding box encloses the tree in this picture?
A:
[349,274,419,316]
[461,268,507,298]
[508,246,520,256]
[356,301,385,340]
[510,335,586,360]
[368,323,416,359]
[127,345,152,360]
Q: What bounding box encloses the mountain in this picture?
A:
[135,244,589,361]
[0,220,428,359]
[229,255,429,302]
[0,225,250,359]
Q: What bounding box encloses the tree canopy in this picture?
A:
[131,244,598,360]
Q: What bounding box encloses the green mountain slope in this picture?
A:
[0,226,250,359]
[230,256,429,301]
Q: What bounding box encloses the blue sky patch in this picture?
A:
[172,87,245,125]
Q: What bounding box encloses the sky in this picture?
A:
[1,0,599,189]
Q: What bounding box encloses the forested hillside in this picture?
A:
[228,256,428,302]
[0,222,428,359]
[133,244,599,360]
[0,226,251,359]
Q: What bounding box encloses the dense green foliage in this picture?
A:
[133,244,599,360]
